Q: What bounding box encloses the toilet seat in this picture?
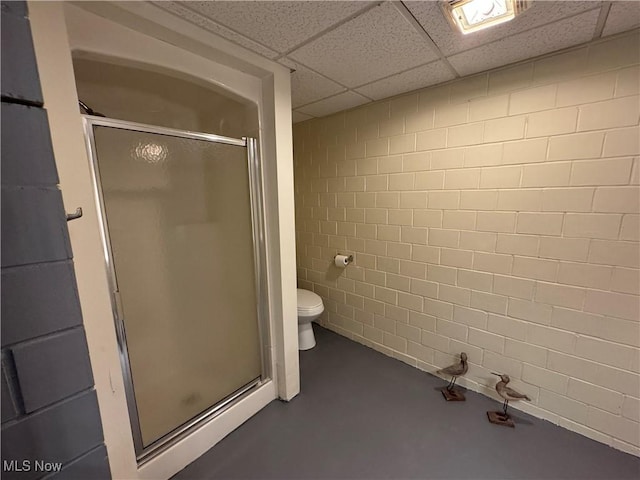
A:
[297,289,323,315]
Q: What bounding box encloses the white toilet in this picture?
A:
[297,288,324,350]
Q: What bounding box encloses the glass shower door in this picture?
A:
[85,119,265,457]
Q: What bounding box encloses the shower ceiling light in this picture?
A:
[134,142,167,164]
[442,0,532,34]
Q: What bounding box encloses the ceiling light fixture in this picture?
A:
[442,0,532,35]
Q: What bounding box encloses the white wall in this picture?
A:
[294,30,640,456]
[28,1,299,478]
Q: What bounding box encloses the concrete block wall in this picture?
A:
[1,2,110,478]
[293,29,640,456]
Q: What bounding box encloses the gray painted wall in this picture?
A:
[1,2,111,479]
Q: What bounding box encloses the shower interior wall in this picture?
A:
[72,58,259,139]
[294,30,640,457]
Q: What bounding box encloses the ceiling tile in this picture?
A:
[447,9,601,77]
[152,1,279,59]
[602,1,640,37]
[292,111,314,124]
[405,1,601,56]
[297,91,370,118]
[279,58,346,109]
[180,1,371,54]
[289,2,439,88]
[355,61,456,100]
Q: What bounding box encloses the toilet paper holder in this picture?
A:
[334,253,353,266]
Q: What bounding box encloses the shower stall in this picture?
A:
[82,115,269,461]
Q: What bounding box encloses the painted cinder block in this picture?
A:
[516,213,563,236]
[11,328,94,413]
[47,445,111,480]
[463,143,503,167]
[541,188,594,213]
[503,138,547,165]
[0,6,42,104]
[620,214,639,241]
[453,305,488,329]
[583,289,640,321]
[1,391,104,480]
[460,190,497,210]
[376,155,402,174]
[615,66,640,98]
[534,47,588,85]
[444,168,480,189]
[526,107,578,138]
[493,274,535,300]
[522,364,568,395]
[602,127,640,157]
[547,132,604,161]
[413,209,442,228]
[507,298,552,325]
[484,115,526,143]
[534,281,585,310]
[1,103,57,186]
[438,284,471,307]
[1,366,18,423]
[479,165,521,189]
[416,128,446,151]
[563,213,622,239]
[1,1,28,17]
[402,151,430,172]
[468,327,504,353]
[509,84,557,114]
[495,233,539,256]
[1,262,83,347]
[578,96,640,132]
[472,251,512,274]
[575,336,637,371]
[587,31,640,73]
[469,94,509,122]
[459,231,496,253]
[538,389,588,425]
[539,237,590,262]
[434,102,467,128]
[557,262,612,290]
[476,212,516,233]
[496,189,542,212]
[1,187,72,268]
[523,162,572,188]
[588,240,640,268]
[427,228,459,248]
[504,338,547,367]
[457,269,492,293]
[593,186,640,214]
[556,71,616,107]
[487,313,527,341]
[611,267,640,296]
[447,123,483,147]
[586,407,640,448]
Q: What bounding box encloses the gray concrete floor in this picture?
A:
[174,326,640,479]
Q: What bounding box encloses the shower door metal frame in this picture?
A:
[82,115,271,463]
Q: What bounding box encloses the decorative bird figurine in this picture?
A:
[437,352,468,401]
[487,373,531,427]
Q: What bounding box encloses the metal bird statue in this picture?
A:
[437,352,468,401]
[487,373,531,427]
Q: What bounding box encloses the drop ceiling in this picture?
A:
[153,1,640,123]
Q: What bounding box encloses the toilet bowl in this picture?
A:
[297,288,324,350]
